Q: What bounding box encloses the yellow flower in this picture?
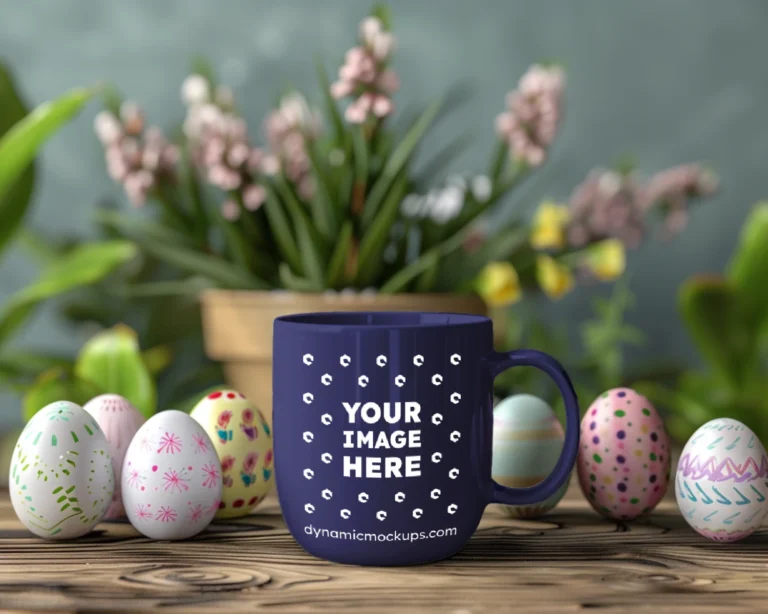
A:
[530,201,570,250]
[476,262,523,307]
[536,255,574,300]
[587,239,626,281]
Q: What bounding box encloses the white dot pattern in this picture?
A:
[301,351,465,523]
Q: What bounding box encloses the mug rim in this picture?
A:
[275,311,491,331]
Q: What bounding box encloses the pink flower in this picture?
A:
[202,463,221,489]
[157,432,183,455]
[221,199,240,221]
[126,469,145,490]
[156,506,178,522]
[134,504,152,521]
[264,448,273,468]
[263,92,319,199]
[242,184,266,211]
[139,434,155,453]
[192,433,209,454]
[495,64,564,167]
[217,411,232,429]
[94,103,178,206]
[188,504,205,523]
[565,164,718,251]
[638,164,718,237]
[331,15,399,123]
[221,455,236,473]
[242,452,258,473]
[181,83,270,217]
[163,469,190,494]
[242,408,254,424]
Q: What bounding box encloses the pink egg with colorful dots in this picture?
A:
[577,387,671,521]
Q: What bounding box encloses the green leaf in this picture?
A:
[305,140,337,238]
[216,204,254,272]
[279,263,320,292]
[356,174,407,287]
[16,228,67,265]
[126,235,267,290]
[678,275,758,391]
[75,324,156,419]
[264,185,303,274]
[0,240,138,349]
[314,58,346,145]
[414,251,440,292]
[180,154,211,244]
[274,177,326,288]
[335,165,354,215]
[296,219,324,289]
[94,208,196,247]
[326,220,353,288]
[362,98,443,228]
[0,62,35,263]
[0,85,92,259]
[728,202,768,328]
[351,124,369,212]
[22,368,104,423]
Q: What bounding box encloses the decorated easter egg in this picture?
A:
[84,394,146,519]
[492,394,569,518]
[577,388,671,520]
[122,410,222,540]
[9,401,114,539]
[190,390,274,518]
[676,418,768,542]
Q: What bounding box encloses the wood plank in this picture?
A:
[0,485,765,613]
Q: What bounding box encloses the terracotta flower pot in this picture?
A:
[200,290,487,424]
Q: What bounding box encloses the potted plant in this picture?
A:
[636,203,768,444]
[91,5,717,421]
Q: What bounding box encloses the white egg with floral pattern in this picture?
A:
[9,401,113,540]
[122,410,222,540]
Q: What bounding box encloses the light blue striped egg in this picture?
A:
[492,394,569,518]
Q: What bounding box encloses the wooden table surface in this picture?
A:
[0,484,766,614]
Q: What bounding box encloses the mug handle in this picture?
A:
[486,348,580,506]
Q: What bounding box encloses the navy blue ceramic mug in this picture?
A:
[273,312,580,566]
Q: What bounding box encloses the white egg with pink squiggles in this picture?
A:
[122,410,222,540]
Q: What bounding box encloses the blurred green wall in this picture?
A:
[0,0,765,427]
